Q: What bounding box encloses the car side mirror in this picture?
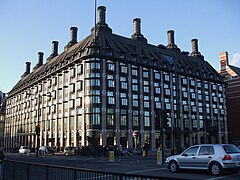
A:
[182,153,188,157]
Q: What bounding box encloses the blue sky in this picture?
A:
[0,0,239,93]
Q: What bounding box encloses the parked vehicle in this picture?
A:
[165,144,240,176]
[38,146,55,155]
[64,146,80,156]
[19,146,31,154]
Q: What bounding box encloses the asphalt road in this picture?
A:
[4,152,240,180]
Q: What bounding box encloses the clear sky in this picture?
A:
[0,0,239,93]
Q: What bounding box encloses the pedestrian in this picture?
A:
[0,148,6,180]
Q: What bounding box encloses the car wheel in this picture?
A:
[169,161,179,173]
[210,162,223,176]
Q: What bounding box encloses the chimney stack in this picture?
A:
[38,52,44,65]
[220,51,229,69]
[98,6,107,26]
[70,27,78,44]
[191,39,199,53]
[167,30,175,46]
[167,30,179,51]
[131,18,145,41]
[133,18,141,35]
[52,41,58,56]
[191,39,203,59]
[65,27,78,50]
[26,62,31,74]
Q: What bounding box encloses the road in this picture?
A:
[4,152,240,180]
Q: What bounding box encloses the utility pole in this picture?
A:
[160,109,164,165]
[36,94,41,157]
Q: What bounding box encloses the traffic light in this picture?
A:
[36,125,40,135]
[162,110,170,128]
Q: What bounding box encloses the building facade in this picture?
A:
[219,51,240,143]
[0,91,6,147]
[4,6,227,152]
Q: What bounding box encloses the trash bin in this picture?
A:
[109,151,114,162]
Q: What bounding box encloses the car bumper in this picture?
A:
[223,162,240,169]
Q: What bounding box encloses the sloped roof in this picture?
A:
[228,65,240,76]
[8,24,223,97]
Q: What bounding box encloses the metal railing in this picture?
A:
[3,160,174,180]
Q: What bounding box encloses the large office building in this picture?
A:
[0,91,6,147]
[4,6,227,152]
[219,51,240,143]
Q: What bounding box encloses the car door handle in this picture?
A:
[192,157,196,159]
[208,156,212,158]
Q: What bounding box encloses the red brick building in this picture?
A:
[219,51,240,143]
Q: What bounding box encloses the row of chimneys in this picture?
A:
[23,6,202,76]
[23,26,78,76]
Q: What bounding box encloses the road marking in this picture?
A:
[205,176,231,180]
[125,167,167,174]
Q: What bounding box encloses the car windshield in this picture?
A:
[223,144,240,154]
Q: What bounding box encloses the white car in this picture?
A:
[19,146,31,154]
[165,144,240,176]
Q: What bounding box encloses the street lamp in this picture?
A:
[26,92,52,157]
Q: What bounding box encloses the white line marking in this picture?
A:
[125,167,167,174]
[204,176,228,180]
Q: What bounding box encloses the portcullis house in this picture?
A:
[4,6,227,152]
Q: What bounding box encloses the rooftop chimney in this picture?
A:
[26,62,31,74]
[52,41,58,56]
[134,18,141,35]
[98,6,107,26]
[70,27,78,44]
[167,30,178,50]
[38,52,44,65]
[65,27,78,50]
[33,52,44,70]
[220,51,229,69]
[22,62,31,77]
[131,18,146,41]
[191,39,203,59]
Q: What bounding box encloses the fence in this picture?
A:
[3,160,174,180]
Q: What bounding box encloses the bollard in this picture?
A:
[157,150,161,165]
[109,151,114,162]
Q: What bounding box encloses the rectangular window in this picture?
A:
[108,80,115,87]
[70,68,75,78]
[144,111,150,127]
[165,89,170,95]
[70,99,75,109]
[70,83,75,94]
[69,116,74,131]
[132,66,138,76]
[120,110,127,126]
[107,108,114,125]
[63,117,67,131]
[77,80,83,91]
[121,65,127,73]
[76,97,83,108]
[121,82,127,89]
[164,74,170,81]
[77,64,83,74]
[77,115,82,130]
[143,71,149,78]
[155,72,160,79]
[132,85,138,91]
[107,61,115,71]
[133,110,139,126]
